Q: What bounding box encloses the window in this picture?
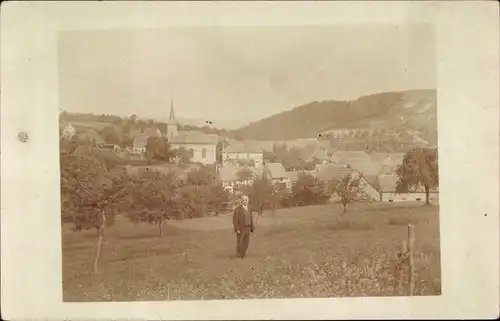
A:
[202,148,207,158]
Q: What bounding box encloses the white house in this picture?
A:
[222,141,264,167]
[378,175,439,204]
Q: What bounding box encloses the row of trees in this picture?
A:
[60,139,231,273]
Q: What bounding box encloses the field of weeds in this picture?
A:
[62,203,441,301]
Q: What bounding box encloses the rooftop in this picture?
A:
[170,130,219,145]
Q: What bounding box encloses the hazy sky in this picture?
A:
[58,25,435,128]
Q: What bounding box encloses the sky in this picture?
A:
[58,25,435,129]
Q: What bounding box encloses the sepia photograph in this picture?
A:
[59,25,441,301]
[1,1,498,320]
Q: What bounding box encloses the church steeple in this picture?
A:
[167,98,179,139]
[168,98,177,124]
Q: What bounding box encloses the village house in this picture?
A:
[262,162,291,190]
[313,164,380,202]
[377,174,439,204]
[222,141,264,167]
[298,144,332,164]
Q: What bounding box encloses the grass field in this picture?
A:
[62,203,441,301]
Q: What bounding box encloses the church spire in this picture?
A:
[168,98,177,124]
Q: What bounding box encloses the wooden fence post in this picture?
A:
[408,224,415,296]
[398,240,407,295]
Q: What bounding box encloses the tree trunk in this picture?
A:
[159,220,164,237]
[425,185,430,205]
[93,210,106,274]
[342,203,347,215]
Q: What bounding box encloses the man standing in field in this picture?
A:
[233,195,255,259]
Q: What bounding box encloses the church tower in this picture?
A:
[167,98,178,140]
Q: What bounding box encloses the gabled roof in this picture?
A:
[223,141,264,154]
[347,160,384,176]
[170,130,218,145]
[362,174,380,190]
[315,164,353,182]
[264,162,288,179]
[334,150,369,165]
[285,171,300,182]
[369,152,390,163]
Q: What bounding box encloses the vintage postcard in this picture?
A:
[1,1,499,320]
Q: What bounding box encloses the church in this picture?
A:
[165,100,219,165]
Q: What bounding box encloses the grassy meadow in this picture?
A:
[62,202,441,301]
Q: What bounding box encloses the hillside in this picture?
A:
[231,89,437,143]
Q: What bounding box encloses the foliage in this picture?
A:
[174,185,212,219]
[124,170,179,236]
[99,125,122,146]
[60,146,126,231]
[146,136,174,163]
[60,111,123,124]
[242,176,278,214]
[171,146,193,164]
[208,183,231,215]
[292,173,328,206]
[187,165,215,186]
[395,148,438,205]
[236,167,255,181]
[330,172,364,214]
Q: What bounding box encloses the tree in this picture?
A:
[208,183,231,215]
[187,165,215,186]
[245,176,277,216]
[125,170,179,236]
[292,173,326,206]
[146,136,173,163]
[171,146,192,164]
[236,167,254,182]
[396,148,438,205]
[100,125,121,146]
[60,146,127,273]
[330,172,364,214]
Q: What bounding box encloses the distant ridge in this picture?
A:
[231,89,437,143]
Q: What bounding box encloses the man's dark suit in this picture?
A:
[233,204,254,258]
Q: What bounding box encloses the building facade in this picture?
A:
[222,141,264,167]
[166,99,218,165]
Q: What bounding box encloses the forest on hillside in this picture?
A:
[231,89,437,141]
